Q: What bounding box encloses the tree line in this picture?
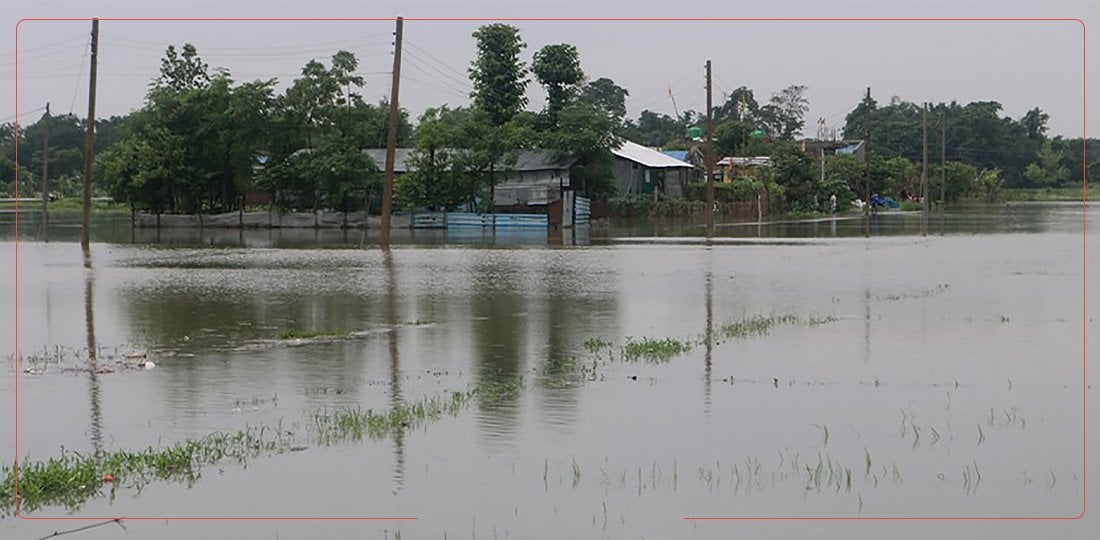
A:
[1,24,1095,215]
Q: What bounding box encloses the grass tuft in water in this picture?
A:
[4,376,523,515]
[279,329,347,340]
[1,426,293,514]
[622,337,692,363]
[311,376,523,443]
[583,337,613,354]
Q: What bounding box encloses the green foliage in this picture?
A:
[934,161,978,202]
[974,168,1004,202]
[688,179,761,203]
[713,86,761,125]
[541,101,621,200]
[398,107,473,211]
[155,43,210,91]
[842,97,1043,187]
[714,120,754,156]
[761,85,810,141]
[770,144,815,205]
[622,110,683,147]
[1024,140,1070,187]
[532,43,584,125]
[469,24,529,127]
[578,77,629,124]
[622,337,692,363]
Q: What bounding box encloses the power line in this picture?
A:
[0,106,48,124]
[401,47,471,91]
[70,33,91,114]
[403,39,469,82]
[402,57,470,98]
[401,73,469,100]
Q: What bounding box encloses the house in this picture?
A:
[716,156,771,182]
[611,140,696,198]
[362,148,576,212]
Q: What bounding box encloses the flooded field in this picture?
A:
[1,203,1096,539]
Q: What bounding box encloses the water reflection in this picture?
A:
[83,260,103,454]
[471,255,525,446]
[383,248,405,491]
[703,271,713,416]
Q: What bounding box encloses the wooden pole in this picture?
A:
[705,60,714,234]
[940,112,946,204]
[40,102,49,224]
[380,16,403,247]
[863,87,872,218]
[80,19,98,255]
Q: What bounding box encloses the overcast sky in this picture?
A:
[2,1,1095,140]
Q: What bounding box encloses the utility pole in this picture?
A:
[863,88,872,217]
[940,112,946,204]
[705,60,714,234]
[921,102,929,215]
[81,19,98,255]
[380,16,403,247]
[40,102,49,224]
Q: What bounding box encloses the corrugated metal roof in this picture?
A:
[361,149,574,173]
[661,150,691,163]
[613,140,694,168]
[362,149,416,172]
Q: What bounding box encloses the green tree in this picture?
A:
[469,24,529,127]
[714,120,753,157]
[622,110,681,147]
[762,85,809,141]
[933,161,978,202]
[541,101,622,200]
[770,144,815,208]
[714,85,761,125]
[155,43,210,91]
[1020,107,1049,140]
[532,43,584,126]
[577,77,629,125]
[1024,139,1070,187]
[398,106,470,211]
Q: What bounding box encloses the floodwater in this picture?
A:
[1,203,1097,539]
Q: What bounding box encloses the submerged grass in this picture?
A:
[1,425,293,514]
[279,329,348,340]
[2,376,523,515]
[622,337,692,363]
[583,338,613,354]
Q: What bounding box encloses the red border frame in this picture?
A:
[10,15,1082,523]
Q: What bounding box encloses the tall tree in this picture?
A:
[762,85,809,140]
[1024,139,1070,187]
[469,24,529,127]
[1020,107,1049,140]
[532,43,584,126]
[578,77,629,124]
[154,43,210,91]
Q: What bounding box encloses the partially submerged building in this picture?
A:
[610,140,696,198]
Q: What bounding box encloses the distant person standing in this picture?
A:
[829,193,837,213]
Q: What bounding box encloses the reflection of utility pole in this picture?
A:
[81,18,98,260]
[703,271,713,416]
[40,103,49,224]
[705,60,714,237]
[380,16,403,247]
[383,249,405,489]
[84,268,103,454]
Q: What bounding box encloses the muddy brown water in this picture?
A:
[1,203,1096,539]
